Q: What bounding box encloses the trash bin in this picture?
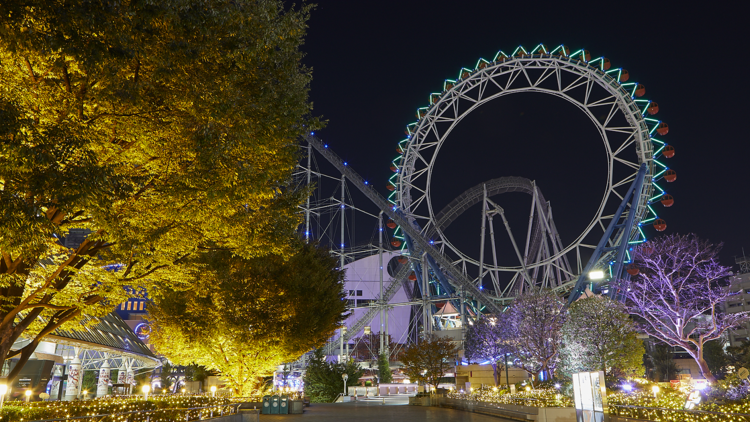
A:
[261,395,271,414]
[279,395,289,414]
[270,395,280,414]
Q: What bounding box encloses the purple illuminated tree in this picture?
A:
[464,314,511,386]
[506,289,566,381]
[615,234,750,383]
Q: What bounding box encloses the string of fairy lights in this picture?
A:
[449,384,750,422]
[0,395,235,422]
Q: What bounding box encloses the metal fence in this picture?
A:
[30,403,243,422]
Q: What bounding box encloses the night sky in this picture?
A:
[300,2,749,269]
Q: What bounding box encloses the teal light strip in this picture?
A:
[649,192,665,201]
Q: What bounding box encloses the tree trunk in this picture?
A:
[695,357,717,384]
[491,363,498,386]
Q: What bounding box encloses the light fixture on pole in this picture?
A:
[0,383,7,410]
[25,389,32,403]
[342,373,349,396]
[81,389,87,400]
[142,385,150,401]
[210,385,217,397]
[588,270,605,280]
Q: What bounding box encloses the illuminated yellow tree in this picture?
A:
[148,243,347,395]
[0,0,318,382]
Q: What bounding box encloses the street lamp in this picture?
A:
[210,385,217,397]
[652,385,660,398]
[0,384,7,410]
[81,390,88,400]
[588,270,605,280]
[25,389,32,403]
[342,373,349,396]
[142,385,150,401]
[182,388,186,395]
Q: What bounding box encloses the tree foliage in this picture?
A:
[650,343,679,382]
[148,243,347,396]
[303,349,364,403]
[377,353,392,384]
[400,335,456,392]
[464,314,509,386]
[615,234,750,383]
[559,296,644,378]
[0,0,317,382]
[505,290,565,380]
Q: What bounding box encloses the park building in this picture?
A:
[725,253,750,347]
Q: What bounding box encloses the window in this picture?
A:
[139,301,144,311]
[357,290,363,296]
[126,301,132,311]
[729,302,743,308]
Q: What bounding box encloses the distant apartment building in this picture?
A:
[726,254,750,347]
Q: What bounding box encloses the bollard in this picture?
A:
[382,397,385,405]
[186,410,189,421]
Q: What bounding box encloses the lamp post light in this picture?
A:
[142,385,150,401]
[210,385,217,397]
[0,383,7,410]
[342,373,349,396]
[81,390,88,400]
[25,389,32,403]
[182,388,186,395]
[588,270,605,280]
[652,385,660,399]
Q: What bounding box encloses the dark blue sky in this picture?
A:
[301,1,749,268]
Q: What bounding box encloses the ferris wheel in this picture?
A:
[386,44,677,302]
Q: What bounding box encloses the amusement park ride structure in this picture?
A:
[297,44,677,359]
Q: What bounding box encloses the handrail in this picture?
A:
[29,403,242,422]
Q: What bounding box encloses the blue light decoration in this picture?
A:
[311,132,315,136]
[134,322,151,340]
[343,162,348,166]
[324,144,328,148]
[364,181,368,185]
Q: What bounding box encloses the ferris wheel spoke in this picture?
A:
[583,77,595,105]
[519,65,535,88]
[612,133,637,156]
[613,157,640,170]
[601,101,620,127]
[561,74,588,93]
[585,94,617,107]
[503,67,524,91]
[604,127,637,134]
[532,65,557,87]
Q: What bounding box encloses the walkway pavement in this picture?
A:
[257,399,514,421]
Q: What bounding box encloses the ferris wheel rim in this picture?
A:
[389,47,670,297]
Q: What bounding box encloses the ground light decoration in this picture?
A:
[451,385,750,422]
[384,43,677,304]
[0,395,232,422]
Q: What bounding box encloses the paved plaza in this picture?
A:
[257,400,513,421]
